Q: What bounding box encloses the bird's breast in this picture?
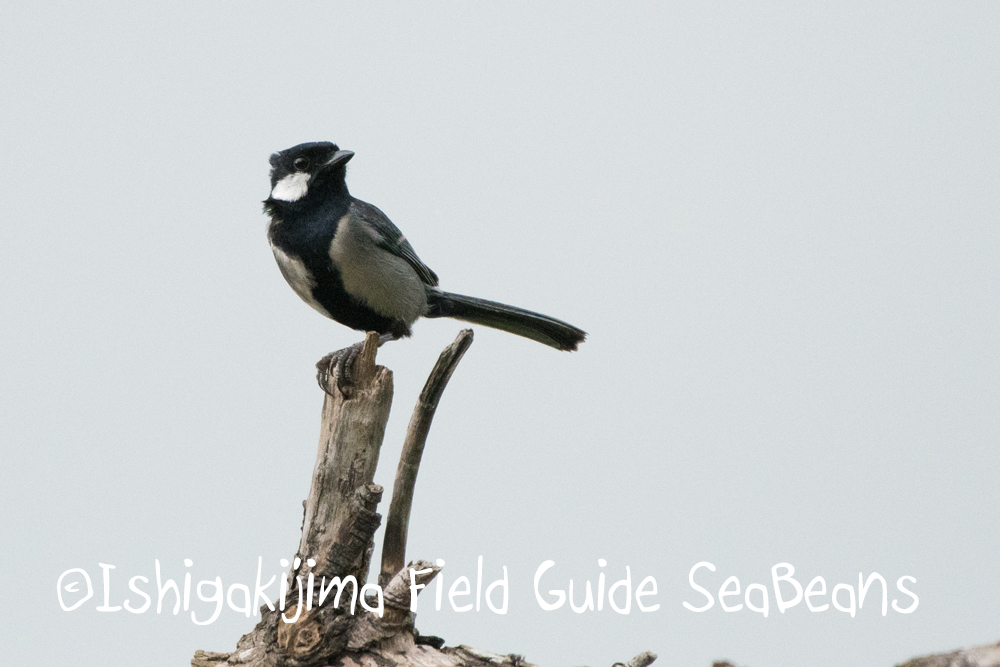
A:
[270,244,332,318]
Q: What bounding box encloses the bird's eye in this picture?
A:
[293,157,310,171]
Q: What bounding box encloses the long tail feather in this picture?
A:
[426,291,586,351]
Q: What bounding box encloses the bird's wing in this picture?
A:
[350,199,440,287]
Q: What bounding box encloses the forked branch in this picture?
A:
[191,329,655,667]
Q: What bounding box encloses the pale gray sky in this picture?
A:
[2,2,999,666]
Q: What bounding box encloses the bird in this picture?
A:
[263,141,586,393]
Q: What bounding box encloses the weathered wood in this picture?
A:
[896,640,1000,667]
[614,652,657,667]
[191,330,656,667]
[300,331,392,582]
[380,329,474,586]
[703,639,1000,667]
[346,560,442,651]
[276,483,386,664]
[192,333,394,667]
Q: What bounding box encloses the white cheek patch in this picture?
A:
[271,172,311,201]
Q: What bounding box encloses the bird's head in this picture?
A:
[265,141,355,207]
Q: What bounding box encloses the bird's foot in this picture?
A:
[316,342,366,398]
[316,333,397,398]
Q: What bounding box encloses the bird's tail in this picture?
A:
[425,290,586,351]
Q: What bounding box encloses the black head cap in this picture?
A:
[266,141,355,204]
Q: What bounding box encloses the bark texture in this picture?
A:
[704,639,1000,667]
[896,640,1000,667]
[380,329,474,586]
[190,331,655,667]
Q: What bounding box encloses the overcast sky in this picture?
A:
[2,2,999,666]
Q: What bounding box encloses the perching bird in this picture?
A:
[264,141,586,391]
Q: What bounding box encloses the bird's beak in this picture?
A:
[325,149,355,170]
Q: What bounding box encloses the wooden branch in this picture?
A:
[380,329,474,586]
[298,331,391,583]
[346,560,442,650]
[713,639,1000,667]
[191,329,656,667]
[194,332,394,667]
[896,640,1000,667]
[617,652,658,667]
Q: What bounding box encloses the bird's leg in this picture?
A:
[316,333,397,398]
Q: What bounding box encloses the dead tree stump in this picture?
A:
[191,331,655,667]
